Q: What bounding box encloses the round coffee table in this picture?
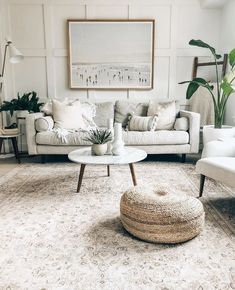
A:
[68,147,147,192]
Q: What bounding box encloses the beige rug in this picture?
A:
[0,161,234,290]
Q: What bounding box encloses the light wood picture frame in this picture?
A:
[67,19,155,90]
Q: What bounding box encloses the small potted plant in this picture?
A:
[84,128,112,156]
[0,91,44,118]
[179,39,235,144]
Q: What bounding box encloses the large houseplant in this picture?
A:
[179,39,235,143]
[0,91,44,117]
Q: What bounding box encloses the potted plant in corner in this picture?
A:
[84,128,112,156]
[179,39,235,144]
[0,91,44,118]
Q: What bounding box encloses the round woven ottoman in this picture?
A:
[120,186,205,244]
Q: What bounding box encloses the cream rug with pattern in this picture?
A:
[0,161,234,290]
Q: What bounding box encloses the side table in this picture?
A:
[0,134,21,163]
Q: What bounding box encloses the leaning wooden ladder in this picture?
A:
[191,54,228,150]
[192,53,228,79]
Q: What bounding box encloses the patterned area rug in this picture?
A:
[0,161,234,290]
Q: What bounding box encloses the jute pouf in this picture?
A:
[120,186,205,244]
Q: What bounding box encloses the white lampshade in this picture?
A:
[8,43,23,64]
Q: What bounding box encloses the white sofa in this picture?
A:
[26,101,200,162]
[196,139,235,197]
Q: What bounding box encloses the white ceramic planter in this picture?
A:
[92,143,107,156]
[15,110,29,118]
[203,125,235,145]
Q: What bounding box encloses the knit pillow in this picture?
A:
[127,114,158,131]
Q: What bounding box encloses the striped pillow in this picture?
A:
[127,114,158,131]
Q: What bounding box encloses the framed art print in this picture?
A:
[67,20,155,89]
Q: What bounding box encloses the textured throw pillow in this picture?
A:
[35,116,54,132]
[93,102,114,127]
[41,98,68,115]
[147,101,177,130]
[174,117,189,131]
[128,114,158,131]
[52,99,85,130]
[115,101,148,127]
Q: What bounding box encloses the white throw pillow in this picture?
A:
[52,99,85,130]
[41,98,68,115]
[127,114,158,131]
[147,101,177,130]
[174,117,189,131]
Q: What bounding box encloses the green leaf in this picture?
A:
[220,80,235,96]
[186,82,199,99]
[229,48,235,68]
[189,39,221,59]
[187,78,208,99]
[179,78,213,99]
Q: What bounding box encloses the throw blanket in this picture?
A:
[53,123,97,143]
[189,84,216,126]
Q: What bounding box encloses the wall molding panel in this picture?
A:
[1,0,222,105]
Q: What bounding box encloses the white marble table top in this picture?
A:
[68,147,147,165]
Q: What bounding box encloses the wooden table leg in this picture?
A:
[0,138,3,154]
[77,164,86,193]
[129,163,137,186]
[107,165,110,177]
[11,137,21,164]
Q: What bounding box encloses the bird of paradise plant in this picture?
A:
[179,39,235,128]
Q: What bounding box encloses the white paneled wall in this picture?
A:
[220,0,235,126]
[1,0,222,106]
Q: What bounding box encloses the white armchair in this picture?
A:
[196,139,235,197]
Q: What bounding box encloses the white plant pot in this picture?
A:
[15,110,29,118]
[203,125,235,145]
[92,143,107,156]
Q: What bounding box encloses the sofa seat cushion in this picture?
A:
[122,130,189,145]
[36,131,91,146]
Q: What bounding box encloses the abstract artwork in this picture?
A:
[67,20,154,89]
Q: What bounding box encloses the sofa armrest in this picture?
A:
[201,139,235,158]
[180,110,200,153]
[26,112,44,155]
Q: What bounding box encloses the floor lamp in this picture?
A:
[0,39,23,153]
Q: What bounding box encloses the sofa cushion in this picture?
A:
[147,100,177,130]
[35,116,54,132]
[52,99,85,130]
[36,131,91,146]
[174,117,189,131]
[93,102,114,127]
[122,130,189,145]
[115,101,148,127]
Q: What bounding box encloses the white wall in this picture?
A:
[0,0,222,107]
[220,0,235,126]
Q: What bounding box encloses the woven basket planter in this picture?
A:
[120,186,205,244]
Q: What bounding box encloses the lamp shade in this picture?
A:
[8,43,23,64]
